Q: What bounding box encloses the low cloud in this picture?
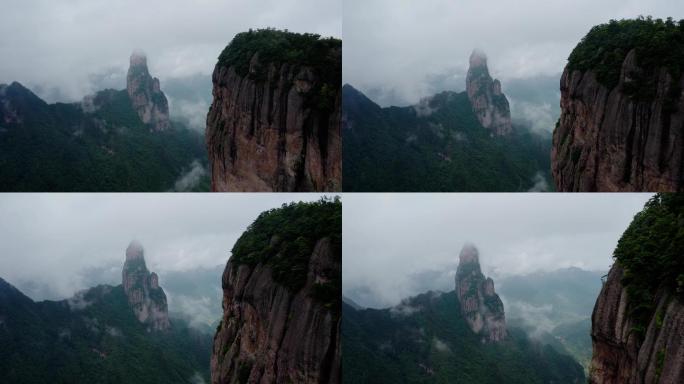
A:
[0,194,328,301]
[190,372,207,384]
[1,0,341,103]
[390,299,421,317]
[433,337,451,353]
[413,96,436,117]
[68,290,93,311]
[106,326,123,337]
[168,294,221,329]
[527,172,549,192]
[510,99,559,133]
[173,160,207,192]
[504,300,557,337]
[344,0,680,108]
[343,193,652,308]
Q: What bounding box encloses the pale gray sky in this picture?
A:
[0,193,329,301]
[344,0,684,107]
[0,0,341,102]
[343,193,653,308]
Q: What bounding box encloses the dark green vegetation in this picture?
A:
[342,291,585,383]
[613,193,684,336]
[0,278,212,384]
[0,82,208,191]
[567,17,684,99]
[217,28,341,95]
[343,85,552,191]
[230,197,341,302]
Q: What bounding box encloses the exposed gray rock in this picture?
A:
[455,244,507,342]
[466,50,512,136]
[121,240,170,331]
[126,52,170,132]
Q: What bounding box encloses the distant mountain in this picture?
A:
[343,51,552,192]
[0,53,208,192]
[343,244,585,383]
[0,242,212,383]
[498,267,605,371]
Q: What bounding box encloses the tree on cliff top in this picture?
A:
[613,193,684,334]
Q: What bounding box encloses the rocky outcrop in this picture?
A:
[552,49,684,191]
[126,52,170,132]
[466,50,512,136]
[206,41,341,192]
[211,237,340,384]
[454,244,506,342]
[590,264,684,383]
[121,240,170,331]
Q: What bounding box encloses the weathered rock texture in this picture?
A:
[552,49,684,191]
[455,244,507,342]
[211,237,340,384]
[590,264,684,383]
[466,50,512,136]
[121,240,170,331]
[126,52,170,132]
[206,53,342,192]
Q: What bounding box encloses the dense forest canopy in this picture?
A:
[217,28,341,87]
[567,17,684,98]
[230,197,341,295]
[614,193,684,335]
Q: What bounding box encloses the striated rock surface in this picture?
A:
[211,236,340,384]
[206,31,341,192]
[590,264,684,383]
[466,50,512,136]
[121,240,170,331]
[454,244,506,342]
[126,52,170,132]
[552,49,684,191]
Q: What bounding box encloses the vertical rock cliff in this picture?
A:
[211,199,341,383]
[552,19,684,191]
[466,50,512,136]
[205,29,342,192]
[589,193,684,383]
[126,52,170,132]
[455,244,506,342]
[122,240,170,331]
[590,266,684,384]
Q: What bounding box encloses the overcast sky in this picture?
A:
[0,0,341,102]
[343,193,653,309]
[0,193,328,301]
[344,0,684,107]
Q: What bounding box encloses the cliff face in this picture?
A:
[454,244,506,342]
[552,49,684,191]
[590,265,684,383]
[211,237,340,384]
[126,52,170,132]
[206,33,341,192]
[121,241,170,331]
[466,50,512,136]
